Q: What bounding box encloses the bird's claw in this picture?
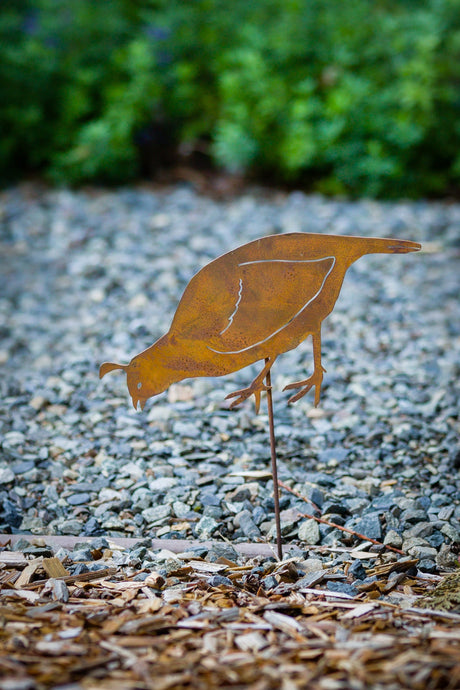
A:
[283,367,325,407]
[226,383,270,414]
[285,383,314,405]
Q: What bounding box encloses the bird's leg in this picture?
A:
[226,357,275,414]
[283,331,325,406]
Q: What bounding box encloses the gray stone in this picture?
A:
[348,560,367,580]
[417,559,437,573]
[99,488,124,503]
[400,509,428,525]
[72,563,90,576]
[438,505,455,521]
[403,522,434,539]
[262,575,278,590]
[102,516,125,530]
[121,462,145,479]
[227,487,252,503]
[19,516,44,533]
[67,493,91,506]
[441,523,460,542]
[172,500,192,519]
[4,431,25,446]
[403,536,429,551]
[407,545,438,560]
[299,558,324,573]
[319,447,349,464]
[13,538,33,551]
[279,508,302,533]
[322,502,350,517]
[172,421,200,438]
[200,492,221,507]
[436,544,458,569]
[22,545,54,557]
[209,575,233,587]
[70,549,94,561]
[12,461,35,474]
[43,578,69,602]
[142,505,172,523]
[149,477,178,491]
[346,514,382,540]
[0,468,15,484]
[236,510,261,540]
[298,519,320,545]
[252,506,267,526]
[203,505,223,520]
[91,537,110,550]
[303,486,325,508]
[207,543,239,562]
[44,484,59,502]
[427,531,445,548]
[395,497,418,511]
[57,519,82,535]
[320,529,346,545]
[346,497,371,513]
[384,530,403,549]
[371,494,398,511]
[195,515,219,539]
[327,581,358,596]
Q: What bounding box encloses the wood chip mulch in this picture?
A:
[1,541,460,690]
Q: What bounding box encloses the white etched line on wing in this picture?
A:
[207,256,336,355]
[220,278,243,335]
[239,257,334,266]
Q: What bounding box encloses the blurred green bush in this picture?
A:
[1,0,460,197]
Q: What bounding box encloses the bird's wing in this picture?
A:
[204,256,335,354]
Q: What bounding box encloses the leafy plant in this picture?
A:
[1,0,460,196]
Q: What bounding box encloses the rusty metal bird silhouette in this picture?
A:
[100,232,421,558]
[100,233,421,412]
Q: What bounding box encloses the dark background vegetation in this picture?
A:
[2,0,460,197]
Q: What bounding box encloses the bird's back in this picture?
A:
[167,231,420,355]
[168,234,346,342]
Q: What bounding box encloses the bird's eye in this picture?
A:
[137,382,142,390]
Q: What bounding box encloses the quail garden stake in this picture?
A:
[100,232,421,559]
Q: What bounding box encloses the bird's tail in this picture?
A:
[99,362,127,378]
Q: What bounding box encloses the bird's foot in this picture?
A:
[283,366,326,406]
[226,382,270,414]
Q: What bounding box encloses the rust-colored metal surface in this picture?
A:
[100,232,421,411]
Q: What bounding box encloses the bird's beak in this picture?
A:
[131,396,147,411]
[385,239,421,254]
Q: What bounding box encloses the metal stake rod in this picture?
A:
[265,359,283,560]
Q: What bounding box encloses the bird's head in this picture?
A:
[99,355,169,410]
[329,235,421,268]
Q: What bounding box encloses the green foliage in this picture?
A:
[1,0,460,196]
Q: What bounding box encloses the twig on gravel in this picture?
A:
[278,480,404,555]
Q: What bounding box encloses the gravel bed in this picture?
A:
[0,183,459,578]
